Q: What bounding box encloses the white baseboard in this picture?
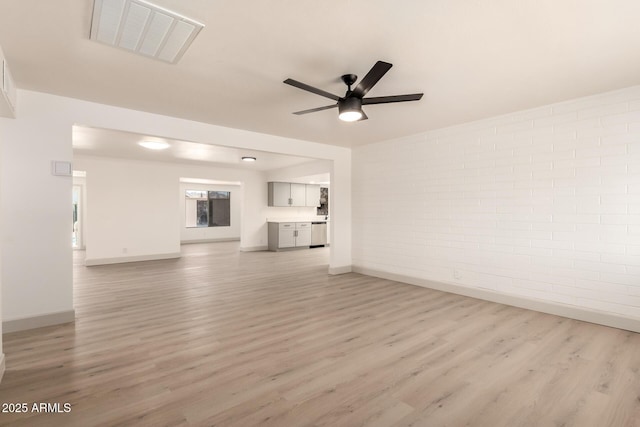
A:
[181,238,240,245]
[3,310,76,334]
[353,266,640,334]
[85,252,181,266]
[240,246,268,252]
[329,265,352,275]
[0,353,5,383]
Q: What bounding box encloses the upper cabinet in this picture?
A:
[0,45,16,118]
[290,183,306,207]
[268,182,322,207]
[305,184,321,207]
[269,182,292,206]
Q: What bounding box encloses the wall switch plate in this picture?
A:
[52,161,72,176]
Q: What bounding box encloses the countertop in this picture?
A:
[267,218,329,223]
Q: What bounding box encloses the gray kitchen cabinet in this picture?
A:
[277,223,296,248]
[269,182,292,206]
[294,222,311,246]
[290,183,306,207]
[268,222,312,250]
[268,182,307,207]
[305,184,321,207]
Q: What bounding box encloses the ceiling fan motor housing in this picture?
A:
[339,96,361,112]
[338,96,363,121]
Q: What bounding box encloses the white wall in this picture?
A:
[0,117,3,375]
[0,94,73,324]
[1,90,351,328]
[180,182,241,242]
[265,205,318,220]
[353,85,640,327]
[75,156,271,261]
[74,156,181,264]
[329,154,351,273]
[266,159,332,182]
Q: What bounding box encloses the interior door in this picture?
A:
[72,185,82,248]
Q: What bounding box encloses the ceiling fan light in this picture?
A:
[338,110,363,122]
[338,97,363,122]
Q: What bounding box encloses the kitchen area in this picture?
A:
[266,181,330,251]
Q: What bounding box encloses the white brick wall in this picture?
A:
[352,85,640,320]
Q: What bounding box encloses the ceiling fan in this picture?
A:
[284,60,423,122]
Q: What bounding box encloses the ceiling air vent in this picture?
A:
[90,0,204,64]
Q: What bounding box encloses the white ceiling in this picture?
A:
[72,125,319,171]
[2,1,640,147]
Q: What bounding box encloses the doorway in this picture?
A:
[72,184,82,249]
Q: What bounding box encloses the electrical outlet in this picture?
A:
[122,247,128,254]
[453,269,461,280]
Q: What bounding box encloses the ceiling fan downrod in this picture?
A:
[341,74,358,94]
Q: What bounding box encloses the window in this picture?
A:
[207,191,230,227]
[185,190,231,227]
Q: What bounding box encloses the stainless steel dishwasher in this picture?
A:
[310,222,327,247]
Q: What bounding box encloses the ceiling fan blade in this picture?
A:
[292,104,338,115]
[284,79,340,101]
[362,93,423,105]
[351,61,393,98]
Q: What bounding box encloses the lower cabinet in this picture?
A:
[268,222,311,251]
[277,224,296,248]
[294,222,311,246]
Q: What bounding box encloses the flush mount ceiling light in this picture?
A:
[139,140,169,150]
[241,156,257,162]
[90,0,205,64]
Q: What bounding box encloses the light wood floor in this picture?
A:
[1,242,640,426]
